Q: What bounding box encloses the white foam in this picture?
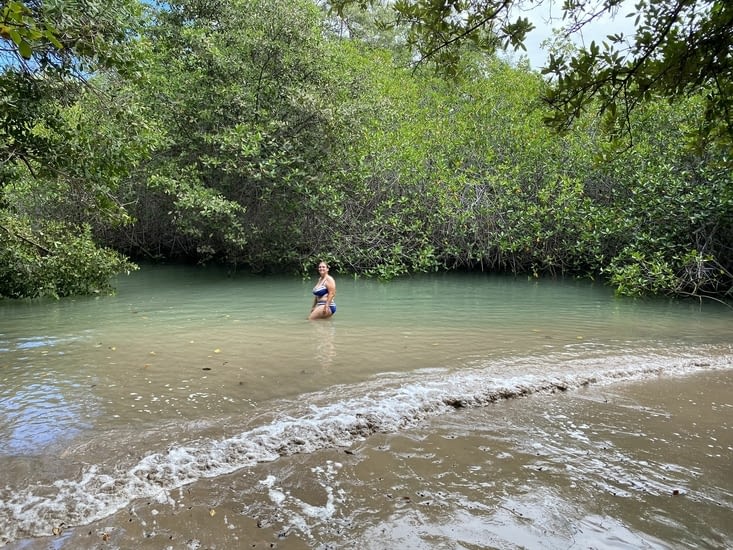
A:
[1,347,731,545]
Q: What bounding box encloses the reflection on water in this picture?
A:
[0,266,731,547]
[15,338,63,350]
[312,321,337,369]
[3,385,88,455]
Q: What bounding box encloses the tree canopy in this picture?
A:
[0,0,146,298]
[1,0,145,174]
[0,0,731,301]
[331,0,733,150]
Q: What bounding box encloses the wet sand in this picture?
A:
[7,368,732,550]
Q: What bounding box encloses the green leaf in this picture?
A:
[18,39,32,59]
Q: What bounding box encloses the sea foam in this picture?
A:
[1,347,731,546]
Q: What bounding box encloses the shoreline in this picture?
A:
[5,367,732,549]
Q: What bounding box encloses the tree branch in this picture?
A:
[0,221,52,255]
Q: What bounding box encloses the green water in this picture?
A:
[1,265,731,442]
[0,265,731,548]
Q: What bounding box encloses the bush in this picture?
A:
[0,212,137,299]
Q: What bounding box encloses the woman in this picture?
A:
[308,261,336,320]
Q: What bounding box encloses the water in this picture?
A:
[0,265,731,548]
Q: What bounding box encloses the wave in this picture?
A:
[1,345,731,546]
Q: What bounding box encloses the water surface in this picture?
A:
[0,266,731,548]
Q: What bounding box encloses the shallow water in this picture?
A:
[0,265,731,548]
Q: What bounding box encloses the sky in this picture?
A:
[507,0,638,69]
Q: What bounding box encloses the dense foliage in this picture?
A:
[332,0,733,153]
[0,0,148,298]
[101,0,364,270]
[0,211,135,299]
[1,0,731,301]
[543,0,733,152]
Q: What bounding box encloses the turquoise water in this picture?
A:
[0,265,731,547]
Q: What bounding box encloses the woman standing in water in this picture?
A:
[309,261,336,320]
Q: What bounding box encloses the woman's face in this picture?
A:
[318,263,329,275]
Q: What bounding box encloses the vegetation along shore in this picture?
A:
[1,0,731,301]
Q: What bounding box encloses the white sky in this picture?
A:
[508,0,638,69]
